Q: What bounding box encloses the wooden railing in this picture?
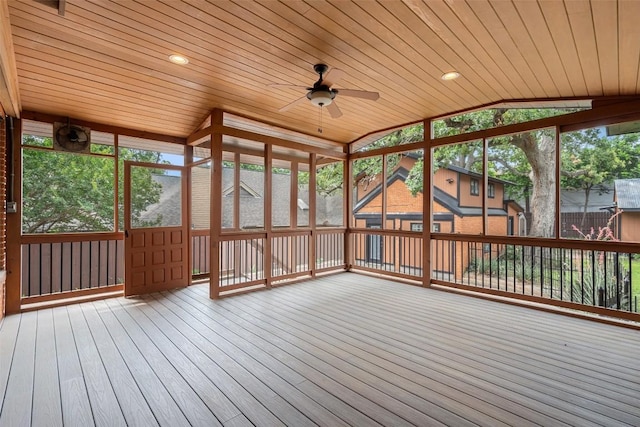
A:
[191,229,210,276]
[316,228,346,271]
[350,229,423,280]
[271,230,310,282]
[215,228,347,295]
[431,234,640,320]
[21,233,124,299]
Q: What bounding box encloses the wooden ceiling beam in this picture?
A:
[0,0,21,117]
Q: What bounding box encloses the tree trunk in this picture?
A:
[517,133,556,237]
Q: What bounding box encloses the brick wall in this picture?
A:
[0,108,6,321]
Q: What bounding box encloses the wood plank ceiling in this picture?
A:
[3,0,640,145]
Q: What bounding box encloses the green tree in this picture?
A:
[315,126,424,195]
[22,136,163,233]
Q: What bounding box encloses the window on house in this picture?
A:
[410,223,423,232]
[488,183,495,198]
[470,178,479,196]
[432,223,441,232]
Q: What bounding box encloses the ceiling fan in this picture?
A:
[271,64,380,118]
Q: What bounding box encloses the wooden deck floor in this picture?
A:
[1,272,639,426]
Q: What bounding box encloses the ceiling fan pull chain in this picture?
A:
[318,106,323,133]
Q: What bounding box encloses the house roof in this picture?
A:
[138,174,183,227]
[446,165,513,185]
[2,1,634,145]
[614,179,640,211]
[560,186,614,213]
[142,167,343,229]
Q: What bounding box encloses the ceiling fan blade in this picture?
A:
[335,88,380,101]
[326,101,342,118]
[279,95,308,112]
[322,68,345,87]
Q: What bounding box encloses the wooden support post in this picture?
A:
[209,110,223,299]
[309,153,317,276]
[482,138,488,235]
[422,119,432,288]
[554,125,561,239]
[344,152,352,270]
[185,145,193,285]
[291,161,298,229]
[264,144,272,287]
[6,118,22,313]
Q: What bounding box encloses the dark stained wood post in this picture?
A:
[6,118,22,313]
[210,110,223,299]
[264,144,272,287]
[422,118,432,288]
[310,153,317,276]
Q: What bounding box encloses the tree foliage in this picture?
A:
[22,136,163,233]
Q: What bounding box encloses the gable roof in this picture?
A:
[615,179,640,211]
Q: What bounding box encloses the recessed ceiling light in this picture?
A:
[169,54,189,65]
[441,71,460,81]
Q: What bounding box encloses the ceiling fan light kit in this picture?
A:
[307,89,335,107]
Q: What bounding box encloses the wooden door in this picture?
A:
[124,162,188,296]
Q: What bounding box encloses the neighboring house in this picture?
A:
[614,179,640,241]
[144,167,343,230]
[352,156,523,275]
[353,156,522,235]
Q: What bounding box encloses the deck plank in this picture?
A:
[177,287,464,427]
[154,291,383,427]
[103,297,226,426]
[206,288,548,426]
[52,306,95,426]
[162,290,418,427]
[131,295,287,427]
[143,293,352,427]
[111,297,242,423]
[91,300,191,426]
[0,313,36,427]
[142,293,317,427]
[31,309,63,426]
[66,304,126,427]
[79,302,159,426]
[0,314,21,419]
[2,273,640,427]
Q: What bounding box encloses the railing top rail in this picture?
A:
[21,232,124,244]
[191,229,210,236]
[432,232,640,254]
[219,232,267,241]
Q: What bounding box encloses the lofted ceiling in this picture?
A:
[2,0,640,145]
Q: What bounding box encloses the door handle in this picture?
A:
[125,229,129,238]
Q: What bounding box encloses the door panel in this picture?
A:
[124,162,188,296]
